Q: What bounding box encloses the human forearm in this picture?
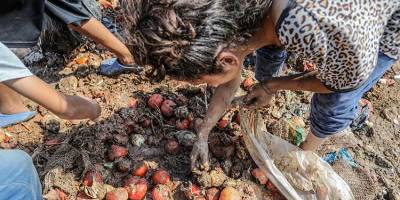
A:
[68,18,133,64]
[4,76,100,120]
[198,74,241,139]
[266,71,332,93]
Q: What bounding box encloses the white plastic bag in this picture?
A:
[240,110,354,200]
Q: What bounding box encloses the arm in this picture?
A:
[245,71,332,109]
[4,76,101,120]
[191,72,241,170]
[198,74,242,139]
[267,71,332,93]
[68,18,134,65]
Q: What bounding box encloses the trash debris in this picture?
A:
[379,78,396,86]
[240,110,354,200]
[323,148,358,167]
[287,116,306,146]
[351,103,370,131]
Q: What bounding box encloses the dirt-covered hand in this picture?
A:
[245,83,275,109]
[190,139,210,171]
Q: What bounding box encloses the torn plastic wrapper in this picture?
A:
[239,109,354,200]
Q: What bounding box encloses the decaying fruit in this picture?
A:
[148,94,164,109]
[165,139,180,155]
[161,100,177,117]
[219,187,241,200]
[83,171,103,186]
[206,188,220,200]
[108,145,128,161]
[217,119,229,129]
[77,191,93,200]
[123,175,148,200]
[176,119,190,130]
[106,188,129,200]
[140,117,151,128]
[242,77,254,91]
[128,98,138,109]
[266,181,278,192]
[209,142,235,159]
[117,159,132,172]
[251,168,268,185]
[152,184,172,200]
[152,169,171,184]
[184,184,201,199]
[132,162,148,177]
[114,134,129,145]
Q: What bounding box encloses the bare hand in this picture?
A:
[61,95,101,120]
[190,138,210,171]
[87,98,101,121]
[244,83,275,109]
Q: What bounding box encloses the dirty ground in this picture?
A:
[2,1,400,200]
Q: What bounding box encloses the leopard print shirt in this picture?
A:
[277,0,400,91]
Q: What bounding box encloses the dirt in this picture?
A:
[1,3,399,200]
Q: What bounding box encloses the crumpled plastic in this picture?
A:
[323,148,358,167]
[240,110,354,200]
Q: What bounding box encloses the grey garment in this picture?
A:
[0,42,32,82]
[45,0,91,26]
[40,0,101,53]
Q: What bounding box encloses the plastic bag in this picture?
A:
[239,109,354,200]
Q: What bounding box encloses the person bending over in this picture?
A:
[121,0,399,170]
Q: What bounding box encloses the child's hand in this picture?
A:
[59,95,101,121]
[84,97,101,121]
[4,76,101,121]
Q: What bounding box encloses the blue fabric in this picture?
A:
[323,148,357,167]
[255,48,397,138]
[0,150,42,200]
[0,111,37,128]
[255,46,287,82]
[310,52,396,138]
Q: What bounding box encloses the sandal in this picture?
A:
[100,58,142,76]
[0,111,37,128]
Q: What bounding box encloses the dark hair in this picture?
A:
[121,0,272,81]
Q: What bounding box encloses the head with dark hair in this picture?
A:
[121,0,272,85]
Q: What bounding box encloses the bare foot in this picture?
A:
[300,131,327,151]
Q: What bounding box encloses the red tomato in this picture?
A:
[148,94,164,109]
[176,119,190,130]
[123,176,148,200]
[108,145,128,161]
[152,170,171,185]
[251,168,268,185]
[184,184,201,199]
[161,100,177,117]
[217,119,229,129]
[266,181,278,192]
[152,185,172,200]
[105,188,129,200]
[132,162,148,177]
[206,188,220,200]
[242,78,254,91]
[165,140,180,155]
[128,98,138,109]
[83,171,103,186]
